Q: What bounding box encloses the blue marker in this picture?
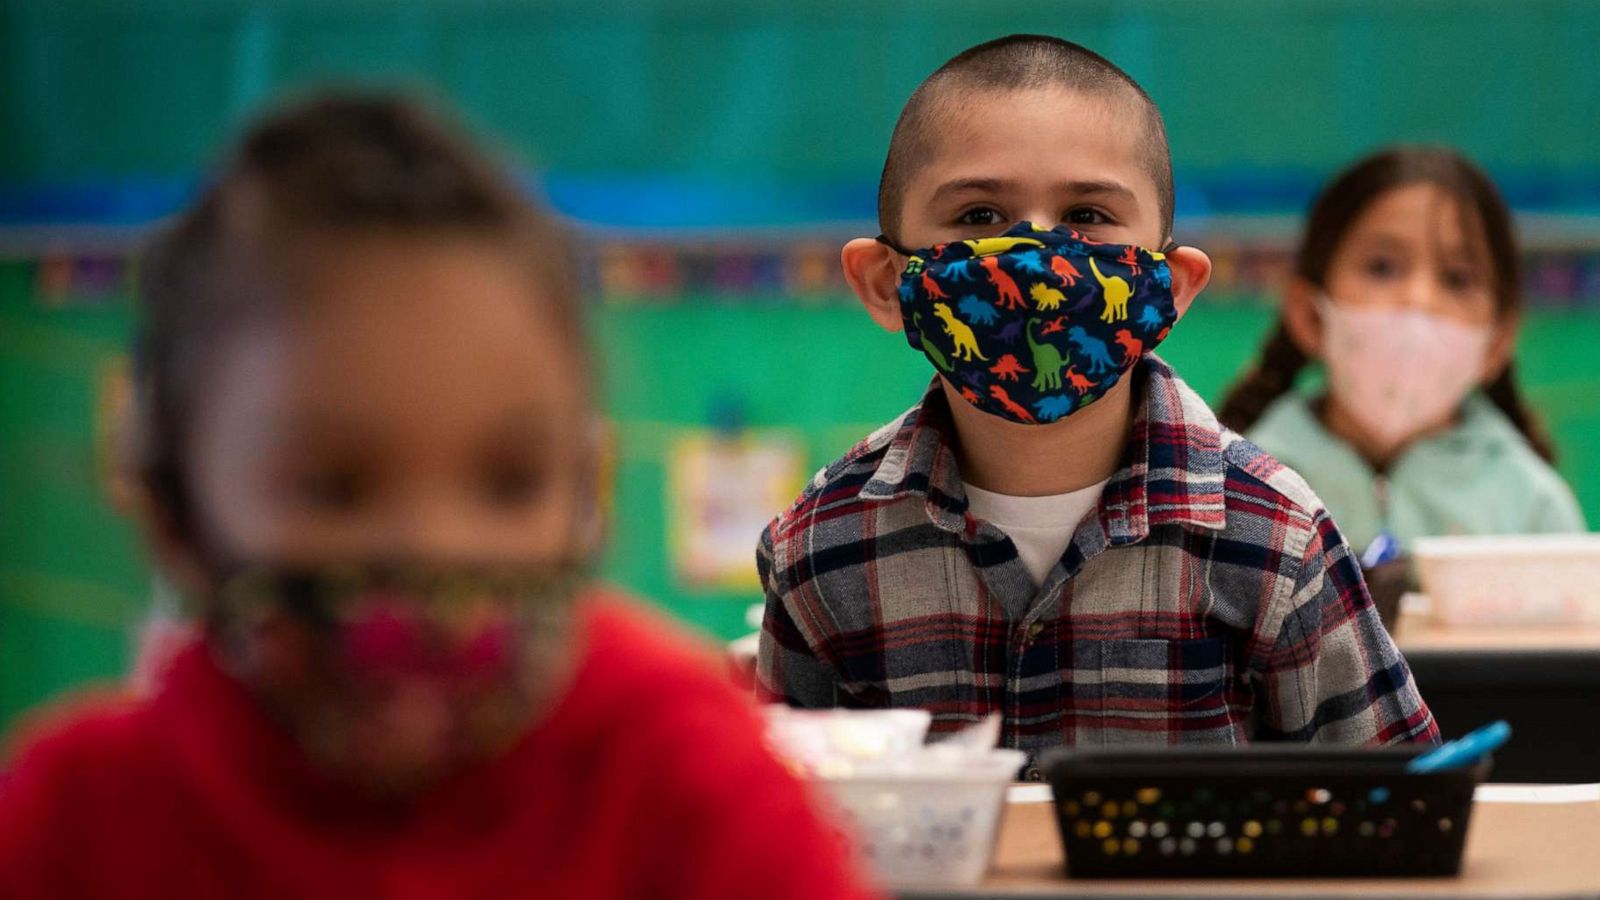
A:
[1361,530,1402,568]
[1406,721,1512,773]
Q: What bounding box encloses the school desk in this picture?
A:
[899,786,1600,899]
[1394,620,1600,784]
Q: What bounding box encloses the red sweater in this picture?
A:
[0,596,879,900]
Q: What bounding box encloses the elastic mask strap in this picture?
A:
[1159,239,1179,254]
[875,233,916,257]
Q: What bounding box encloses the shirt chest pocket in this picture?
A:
[1075,637,1238,747]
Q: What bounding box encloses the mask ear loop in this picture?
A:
[1159,239,1179,254]
[875,233,916,256]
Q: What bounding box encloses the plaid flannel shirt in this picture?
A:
[757,356,1438,764]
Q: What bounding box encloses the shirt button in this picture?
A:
[1024,766,1046,782]
[1026,622,1044,639]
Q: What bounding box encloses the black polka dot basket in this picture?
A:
[1041,746,1486,878]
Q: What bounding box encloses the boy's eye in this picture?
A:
[956,207,1003,227]
[1063,207,1111,227]
[297,468,369,513]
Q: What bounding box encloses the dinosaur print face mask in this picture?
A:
[880,221,1178,425]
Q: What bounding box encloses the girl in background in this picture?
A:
[1220,147,1584,565]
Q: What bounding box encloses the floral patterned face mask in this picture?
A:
[880,221,1179,424]
[208,562,587,795]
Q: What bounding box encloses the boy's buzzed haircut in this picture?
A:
[877,34,1175,242]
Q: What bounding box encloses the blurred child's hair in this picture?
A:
[133,92,588,534]
[1217,146,1556,463]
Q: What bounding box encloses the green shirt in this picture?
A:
[1246,392,1587,553]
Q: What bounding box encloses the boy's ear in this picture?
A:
[1282,277,1325,359]
[1166,246,1212,322]
[841,238,906,333]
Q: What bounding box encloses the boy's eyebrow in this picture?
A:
[927,176,1140,205]
[1055,180,1140,202]
[927,176,1014,203]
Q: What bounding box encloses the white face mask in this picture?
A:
[1318,297,1495,457]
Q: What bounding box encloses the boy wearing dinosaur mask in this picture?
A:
[756,35,1436,764]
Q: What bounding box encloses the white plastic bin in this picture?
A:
[1412,534,1600,625]
[819,749,1026,888]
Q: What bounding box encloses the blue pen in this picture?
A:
[1406,720,1512,773]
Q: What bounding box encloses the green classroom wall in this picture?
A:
[5,265,1600,731]
[4,0,1600,731]
[4,0,1600,184]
